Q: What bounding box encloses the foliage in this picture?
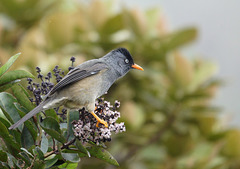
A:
[0,0,240,169]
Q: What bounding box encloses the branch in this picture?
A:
[44,138,76,158]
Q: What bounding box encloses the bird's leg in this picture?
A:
[91,107,108,128]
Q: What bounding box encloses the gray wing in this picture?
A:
[47,62,108,97]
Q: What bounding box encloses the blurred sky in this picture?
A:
[120,0,240,127]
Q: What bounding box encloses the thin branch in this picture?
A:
[44,138,76,158]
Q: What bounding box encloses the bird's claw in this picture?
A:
[96,119,108,128]
[90,111,108,128]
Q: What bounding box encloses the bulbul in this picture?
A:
[9,48,143,130]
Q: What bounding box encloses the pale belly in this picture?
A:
[49,71,110,112]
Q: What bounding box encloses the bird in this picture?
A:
[9,48,143,130]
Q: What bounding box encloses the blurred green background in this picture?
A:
[1,0,240,168]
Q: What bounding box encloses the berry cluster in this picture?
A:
[73,98,126,145]
[27,57,76,113]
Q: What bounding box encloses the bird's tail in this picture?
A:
[9,102,45,130]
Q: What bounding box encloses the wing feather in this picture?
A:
[47,62,108,96]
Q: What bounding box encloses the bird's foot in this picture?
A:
[90,111,108,128]
[96,119,108,128]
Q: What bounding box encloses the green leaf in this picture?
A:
[20,148,34,158]
[164,28,197,51]
[40,133,48,154]
[11,129,21,146]
[61,153,80,163]
[67,110,79,140]
[14,103,37,139]
[0,121,21,157]
[0,117,10,128]
[0,53,20,77]
[18,151,31,166]
[45,109,59,122]
[0,92,20,124]
[40,117,67,144]
[0,150,7,162]
[6,152,19,168]
[87,146,119,166]
[75,139,90,157]
[0,81,17,92]
[21,126,35,149]
[0,70,34,86]
[32,159,45,169]
[45,155,58,168]
[100,14,124,35]
[11,84,35,112]
[58,162,78,169]
[33,147,44,161]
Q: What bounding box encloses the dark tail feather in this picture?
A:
[9,103,45,130]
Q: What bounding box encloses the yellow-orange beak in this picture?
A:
[131,64,144,71]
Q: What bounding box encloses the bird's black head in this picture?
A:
[103,47,143,78]
[114,48,134,66]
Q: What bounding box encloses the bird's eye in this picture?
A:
[124,59,129,64]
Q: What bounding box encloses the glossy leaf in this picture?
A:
[6,152,19,168]
[14,103,37,139]
[40,133,48,154]
[0,117,10,128]
[58,162,78,169]
[0,53,20,77]
[45,155,58,168]
[0,92,20,124]
[0,70,34,86]
[11,129,21,146]
[20,148,34,158]
[0,81,18,92]
[11,84,35,112]
[33,147,44,161]
[40,117,67,144]
[0,121,21,157]
[75,139,90,157]
[45,109,59,122]
[61,153,80,163]
[87,146,119,166]
[67,110,79,140]
[21,126,35,149]
[19,151,31,166]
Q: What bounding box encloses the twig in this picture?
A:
[44,138,76,158]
